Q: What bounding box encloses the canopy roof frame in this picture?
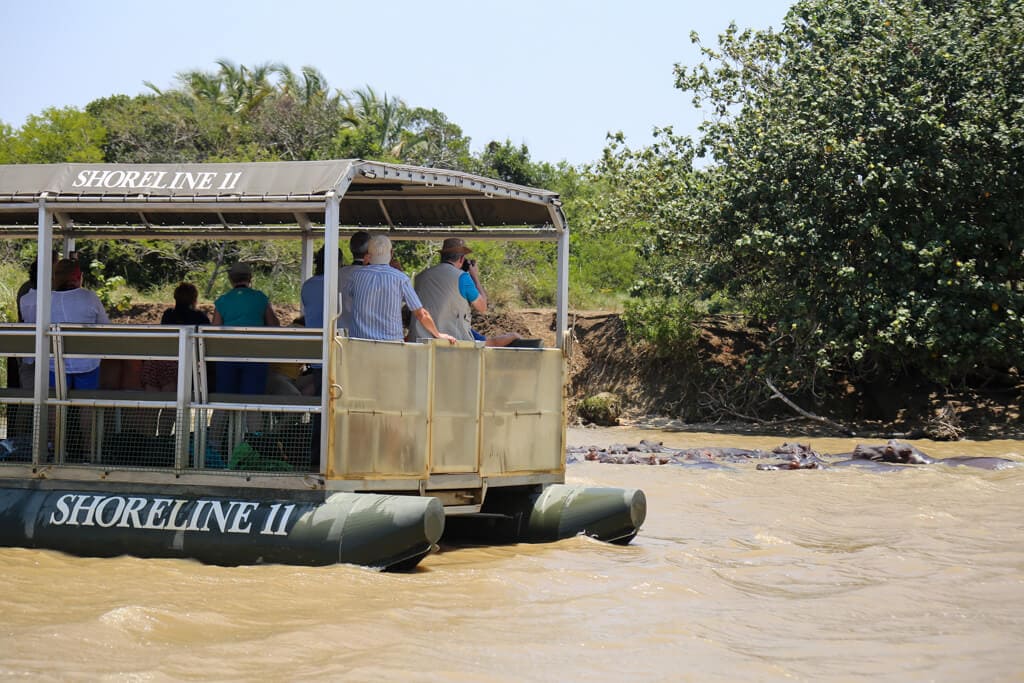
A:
[0,159,566,239]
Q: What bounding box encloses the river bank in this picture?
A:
[474,309,1023,441]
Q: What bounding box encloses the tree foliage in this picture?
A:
[1,61,607,308]
[603,0,1024,386]
[0,107,105,163]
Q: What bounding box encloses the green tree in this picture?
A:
[595,128,705,300]
[3,107,105,163]
[473,139,541,186]
[87,93,237,163]
[251,66,345,161]
[160,59,281,116]
[0,122,14,163]
[399,107,473,169]
[274,65,334,106]
[332,86,415,161]
[604,0,1024,388]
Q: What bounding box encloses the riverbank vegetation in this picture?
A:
[2,0,1021,431]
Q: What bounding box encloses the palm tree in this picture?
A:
[169,69,225,106]
[158,61,281,116]
[214,59,281,115]
[274,65,339,107]
[342,86,416,159]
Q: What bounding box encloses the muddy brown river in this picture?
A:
[2,426,1023,681]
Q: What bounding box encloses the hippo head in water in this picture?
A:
[853,440,935,465]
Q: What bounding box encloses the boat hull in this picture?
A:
[0,485,444,570]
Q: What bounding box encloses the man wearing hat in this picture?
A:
[407,237,488,342]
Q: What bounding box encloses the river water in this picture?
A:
[2,426,1023,681]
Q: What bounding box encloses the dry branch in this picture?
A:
[765,378,855,436]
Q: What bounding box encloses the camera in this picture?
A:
[461,258,475,272]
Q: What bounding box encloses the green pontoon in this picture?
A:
[0,161,646,569]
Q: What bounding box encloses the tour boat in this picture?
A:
[0,160,646,569]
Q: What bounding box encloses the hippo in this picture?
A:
[754,442,829,470]
[755,456,828,470]
[673,460,736,470]
[567,439,1019,471]
[848,441,1018,470]
[672,447,772,462]
[852,440,936,464]
[829,458,910,472]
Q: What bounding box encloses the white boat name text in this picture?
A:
[48,494,296,536]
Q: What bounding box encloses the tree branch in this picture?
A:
[765,378,855,436]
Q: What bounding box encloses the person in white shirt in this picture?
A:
[21,259,111,458]
[46,259,111,390]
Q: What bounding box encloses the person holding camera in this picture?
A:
[407,237,488,342]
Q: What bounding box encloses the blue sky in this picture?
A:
[0,0,794,165]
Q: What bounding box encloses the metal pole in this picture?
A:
[299,214,314,281]
[554,205,570,350]
[173,326,192,470]
[32,199,54,464]
[319,193,340,474]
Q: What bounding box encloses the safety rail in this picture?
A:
[192,327,324,470]
[0,324,37,406]
[0,324,325,473]
[1,323,564,492]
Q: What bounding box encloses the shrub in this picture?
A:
[622,296,701,358]
[577,392,622,426]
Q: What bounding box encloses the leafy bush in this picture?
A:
[88,260,132,312]
[464,241,557,309]
[622,296,701,358]
[0,259,26,322]
[569,229,639,310]
[577,392,622,426]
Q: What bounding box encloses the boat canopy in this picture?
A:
[0,160,565,240]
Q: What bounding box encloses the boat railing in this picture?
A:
[191,326,324,470]
[0,323,564,493]
[52,324,190,467]
[0,324,36,405]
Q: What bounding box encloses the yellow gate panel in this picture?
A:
[480,348,564,475]
[331,338,430,478]
[429,342,483,474]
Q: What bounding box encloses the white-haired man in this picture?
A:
[345,235,456,344]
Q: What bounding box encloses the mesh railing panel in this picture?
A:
[194,406,318,473]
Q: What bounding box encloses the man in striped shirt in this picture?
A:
[345,235,456,344]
